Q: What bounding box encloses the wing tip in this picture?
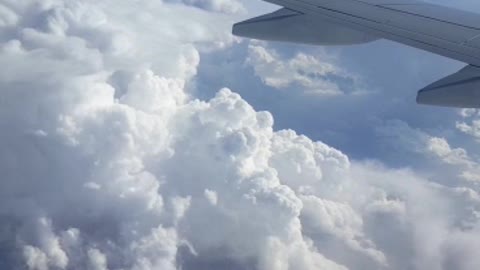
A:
[416,65,480,108]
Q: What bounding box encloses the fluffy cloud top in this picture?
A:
[1,1,480,270]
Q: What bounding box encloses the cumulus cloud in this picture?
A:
[1,0,480,270]
[457,109,480,140]
[246,43,364,95]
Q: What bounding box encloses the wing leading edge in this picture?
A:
[233,0,480,108]
[233,8,379,45]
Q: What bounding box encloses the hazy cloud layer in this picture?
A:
[1,1,480,270]
[168,0,245,14]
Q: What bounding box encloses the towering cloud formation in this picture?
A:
[1,0,480,270]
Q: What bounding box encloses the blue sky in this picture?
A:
[198,1,475,163]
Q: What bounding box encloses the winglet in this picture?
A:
[417,65,480,108]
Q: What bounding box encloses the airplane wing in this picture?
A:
[233,0,480,108]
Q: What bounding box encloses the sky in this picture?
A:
[1,0,480,269]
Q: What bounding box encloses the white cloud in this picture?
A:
[168,0,246,14]
[457,110,480,141]
[1,1,480,270]
[246,43,364,95]
[87,249,108,270]
[377,120,480,185]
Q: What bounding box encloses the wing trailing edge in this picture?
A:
[417,65,480,108]
[233,8,379,46]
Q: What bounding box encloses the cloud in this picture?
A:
[167,0,246,14]
[1,1,480,270]
[372,120,480,210]
[457,109,480,141]
[195,37,467,163]
[246,43,363,95]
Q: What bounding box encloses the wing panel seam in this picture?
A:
[377,5,480,31]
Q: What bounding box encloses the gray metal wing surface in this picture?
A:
[233,0,480,108]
